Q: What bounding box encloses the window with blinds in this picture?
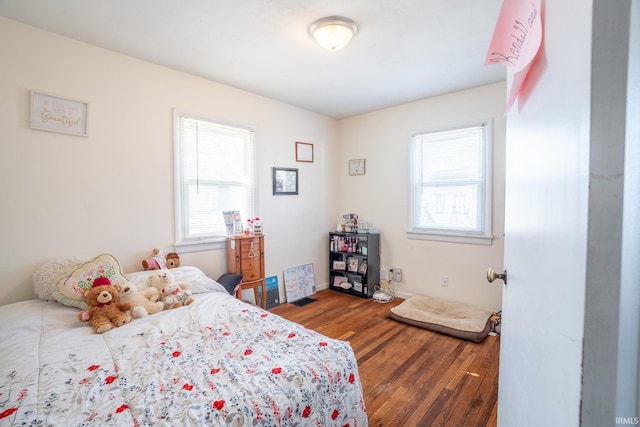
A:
[410,122,492,244]
[174,112,255,243]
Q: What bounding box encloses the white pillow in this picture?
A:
[33,256,89,302]
[125,266,227,294]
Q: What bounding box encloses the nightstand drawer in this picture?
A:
[242,265,261,281]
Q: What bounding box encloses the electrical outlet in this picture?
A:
[440,276,449,287]
[393,268,402,282]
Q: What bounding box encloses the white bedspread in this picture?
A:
[0,293,367,426]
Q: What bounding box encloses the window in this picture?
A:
[409,121,492,245]
[174,111,255,249]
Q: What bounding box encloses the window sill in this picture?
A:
[174,238,227,254]
[406,230,493,246]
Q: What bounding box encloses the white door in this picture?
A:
[496,1,635,426]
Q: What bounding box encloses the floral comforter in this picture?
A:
[0,293,367,426]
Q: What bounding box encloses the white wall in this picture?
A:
[0,16,505,312]
[0,17,336,305]
[337,83,506,310]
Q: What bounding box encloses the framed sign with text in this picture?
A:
[30,91,89,137]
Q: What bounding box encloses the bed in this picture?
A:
[0,257,367,426]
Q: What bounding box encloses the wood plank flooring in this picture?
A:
[270,289,500,427]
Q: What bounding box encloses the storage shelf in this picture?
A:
[329,232,380,299]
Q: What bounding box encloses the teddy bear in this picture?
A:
[160,282,194,309]
[148,269,194,309]
[141,248,167,271]
[118,281,165,318]
[78,277,132,333]
[165,252,180,269]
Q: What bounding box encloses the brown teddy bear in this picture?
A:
[165,252,180,269]
[78,277,132,333]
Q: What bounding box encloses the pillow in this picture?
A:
[33,256,89,302]
[216,273,243,296]
[53,254,128,310]
[125,266,228,295]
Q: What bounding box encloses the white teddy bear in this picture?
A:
[118,281,165,318]
[148,270,194,309]
[160,282,194,309]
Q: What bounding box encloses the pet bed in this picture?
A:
[388,294,494,342]
[0,262,367,426]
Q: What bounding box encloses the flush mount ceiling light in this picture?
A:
[309,16,358,51]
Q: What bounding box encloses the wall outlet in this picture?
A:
[392,268,402,282]
[440,276,449,287]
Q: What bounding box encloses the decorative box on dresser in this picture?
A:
[329,231,380,298]
[226,234,266,309]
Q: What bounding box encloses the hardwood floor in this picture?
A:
[270,289,500,427]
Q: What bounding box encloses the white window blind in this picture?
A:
[174,113,255,243]
[410,122,492,243]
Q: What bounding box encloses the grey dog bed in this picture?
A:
[388,295,494,343]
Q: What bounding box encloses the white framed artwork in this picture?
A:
[30,91,89,137]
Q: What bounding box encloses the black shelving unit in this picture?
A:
[329,231,380,298]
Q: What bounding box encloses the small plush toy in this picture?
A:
[148,270,194,309]
[118,281,165,318]
[141,248,166,271]
[78,277,132,333]
[160,282,194,309]
[165,252,180,269]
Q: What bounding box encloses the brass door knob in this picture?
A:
[487,268,508,285]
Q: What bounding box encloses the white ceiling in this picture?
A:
[0,0,506,119]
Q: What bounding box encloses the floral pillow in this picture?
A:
[53,254,128,310]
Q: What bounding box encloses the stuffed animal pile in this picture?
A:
[148,269,194,309]
[118,281,165,318]
[78,277,132,333]
[142,248,181,270]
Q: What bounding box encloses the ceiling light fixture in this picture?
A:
[309,16,358,51]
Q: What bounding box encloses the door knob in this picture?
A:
[487,268,507,285]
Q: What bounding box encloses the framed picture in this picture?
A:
[30,91,89,137]
[349,159,366,176]
[332,260,346,270]
[333,276,351,289]
[358,259,368,274]
[295,141,314,162]
[347,257,359,272]
[272,167,299,195]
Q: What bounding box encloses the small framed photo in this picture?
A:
[347,258,359,272]
[333,276,352,289]
[353,280,363,293]
[349,159,366,176]
[358,259,368,275]
[295,141,314,162]
[332,260,346,270]
[333,276,349,287]
[273,167,298,195]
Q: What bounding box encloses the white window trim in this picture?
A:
[407,119,494,245]
[172,109,256,252]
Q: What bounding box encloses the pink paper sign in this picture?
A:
[485,0,542,111]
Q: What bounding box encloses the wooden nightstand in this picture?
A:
[226,234,266,309]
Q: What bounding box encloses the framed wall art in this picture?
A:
[272,167,299,195]
[295,141,314,162]
[349,158,366,176]
[30,91,89,137]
